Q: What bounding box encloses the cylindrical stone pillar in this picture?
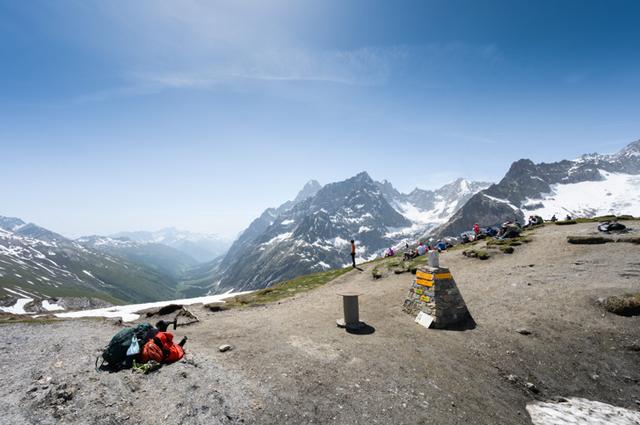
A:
[337,291,364,330]
[343,295,360,325]
[428,250,440,268]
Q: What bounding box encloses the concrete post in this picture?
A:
[428,250,439,268]
[336,291,364,330]
[343,294,360,325]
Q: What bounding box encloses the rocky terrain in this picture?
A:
[1,222,639,424]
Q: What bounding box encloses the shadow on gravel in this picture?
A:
[439,317,477,332]
[346,323,376,335]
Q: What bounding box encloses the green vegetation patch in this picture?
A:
[567,236,613,244]
[0,313,62,325]
[555,220,578,225]
[486,236,531,247]
[603,293,640,317]
[577,215,639,223]
[225,267,352,307]
[499,246,515,254]
[462,249,490,260]
[567,215,637,224]
[372,266,383,279]
[619,236,640,244]
[567,236,640,245]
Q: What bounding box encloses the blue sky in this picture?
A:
[1,0,639,238]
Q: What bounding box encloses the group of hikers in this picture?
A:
[349,211,621,267]
[461,218,527,243]
[381,239,447,262]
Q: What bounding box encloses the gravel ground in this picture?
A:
[1,222,639,424]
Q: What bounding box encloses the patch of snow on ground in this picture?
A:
[281,219,295,225]
[0,297,33,314]
[42,300,65,311]
[55,291,253,322]
[523,171,640,219]
[82,270,95,278]
[317,261,331,269]
[527,397,640,425]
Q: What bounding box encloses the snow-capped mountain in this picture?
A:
[0,217,180,303]
[192,173,489,294]
[111,228,231,263]
[378,178,491,238]
[435,139,640,237]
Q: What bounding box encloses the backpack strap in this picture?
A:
[95,355,105,372]
[153,336,170,360]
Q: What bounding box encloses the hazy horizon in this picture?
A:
[2,1,639,238]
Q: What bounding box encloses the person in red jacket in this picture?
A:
[473,223,480,235]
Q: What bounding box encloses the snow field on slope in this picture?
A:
[523,171,640,219]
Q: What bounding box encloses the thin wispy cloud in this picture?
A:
[58,2,506,102]
[75,42,502,103]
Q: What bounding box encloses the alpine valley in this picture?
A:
[2,139,639,305]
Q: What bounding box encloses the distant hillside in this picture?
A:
[76,236,198,279]
[112,228,231,263]
[0,217,180,303]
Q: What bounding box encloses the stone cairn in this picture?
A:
[403,258,474,329]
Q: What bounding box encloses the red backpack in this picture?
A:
[140,331,184,364]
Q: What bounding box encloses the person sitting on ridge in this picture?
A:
[404,248,418,261]
[416,242,427,256]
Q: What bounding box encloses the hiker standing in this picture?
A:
[473,223,480,235]
[350,239,356,268]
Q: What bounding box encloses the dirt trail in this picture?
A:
[1,222,639,424]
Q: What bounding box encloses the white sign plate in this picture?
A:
[415,311,434,329]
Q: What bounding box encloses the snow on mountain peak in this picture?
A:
[614,139,640,158]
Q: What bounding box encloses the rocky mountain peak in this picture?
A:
[0,215,26,232]
[352,171,373,183]
[376,179,402,200]
[501,159,538,181]
[293,180,322,203]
